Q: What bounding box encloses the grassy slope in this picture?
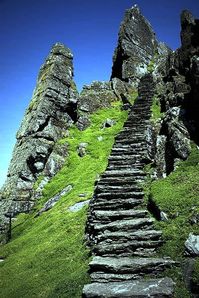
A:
[0,102,128,298]
[149,100,199,297]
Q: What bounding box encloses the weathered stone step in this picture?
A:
[89,256,176,278]
[95,191,144,200]
[115,140,146,146]
[97,230,162,243]
[82,277,174,298]
[108,153,143,160]
[107,160,144,167]
[106,164,143,170]
[90,198,144,210]
[112,142,145,151]
[93,218,154,233]
[91,209,147,221]
[97,181,142,188]
[98,177,140,185]
[114,136,145,142]
[95,185,143,193]
[101,169,145,178]
[93,239,163,256]
[111,148,143,154]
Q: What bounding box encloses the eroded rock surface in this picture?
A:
[0,43,78,243]
[111,5,158,85]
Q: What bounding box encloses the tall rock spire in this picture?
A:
[111,6,158,85]
[0,43,78,243]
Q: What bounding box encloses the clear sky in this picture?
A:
[0,0,199,187]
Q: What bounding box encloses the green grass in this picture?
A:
[149,145,199,297]
[151,97,162,122]
[128,90,138,105]
[0,102,128,298]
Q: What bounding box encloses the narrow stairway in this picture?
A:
[83,74,175,298]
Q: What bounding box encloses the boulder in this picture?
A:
[185,233,199,256]
[77,143,88,157]
[102,119,116,129]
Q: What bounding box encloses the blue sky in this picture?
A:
[0,0,199,187]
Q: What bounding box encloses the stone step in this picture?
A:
[90,198,144,210]
[97,180,142,187]
[101,169,145,178]
[114,137,145,143]
[107,160,143,167]
[95,191,144,200]
[93,218,154,233]
[93,239,163,256]
[112,144,144,149]
[82,277,174,298]
[108,154,143,160]
[91,209,147,222]
[89,256,176,282]
[97,230,162,243]
[106,164,143,170]
[95,185,143,193]
[98,177,141,185]
[111,148,143,154]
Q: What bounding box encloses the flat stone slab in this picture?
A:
[90,256,176,274]
[35,185,72,217]
[97,230,162,242]
[82,277,175,297]
[93,209,147,221]
[94,218,154,233]
[68,200,90,212]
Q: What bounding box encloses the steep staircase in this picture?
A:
[83,74,175,297]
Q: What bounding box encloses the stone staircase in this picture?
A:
[82,74,175,297]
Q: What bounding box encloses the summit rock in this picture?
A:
[111,6,158,85]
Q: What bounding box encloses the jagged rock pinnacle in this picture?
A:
[111,6,158,86]
[0,43,78,243]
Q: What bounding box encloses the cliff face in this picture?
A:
[151,10,199,178]
[111,5,158,85]
[0,43,78,242]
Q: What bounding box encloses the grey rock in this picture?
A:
[36,185,72,217]
[102,119,116,129]
[77,81,117,130]
[155,135,167,178]
[83,278,175,298]
[111,6,158,85]
[90,256,175,272]
[97,136,103,142]
[185,233,199,256]
[0,43,78,242]
[77,143,88,157]
[160,211,169,221]
[68,200,90,212]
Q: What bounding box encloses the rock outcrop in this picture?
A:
[0,43,78,243]
[151,10,199,177]
[111,5,158,85]
[77,81,116,130]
